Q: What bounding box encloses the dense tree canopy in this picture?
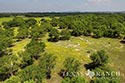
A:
[60,57,81,78]
[17,65,46,83]
[41,22,53,32]
[2,17,25,28]
[25,39,45,59]
[16,25,29,39]
[51,18,59,27]
[85,50,109,70]
[0,29,13,56]
[48,28,60,42]
[90,50,109,67]
[0,55,19,81]
[25,18,37,27]
[38,53,57,79]
[59,14,125,38]
[4,76,20,83]
[30,25,45,39]
[60,29,71,40]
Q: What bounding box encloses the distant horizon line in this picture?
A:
[0,11,125,13]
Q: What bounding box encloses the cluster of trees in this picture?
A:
[3,57,54,83]
[0,37,57,83]
[0,29,13,56]
[0,18,16,81]
[1,17,47,40]
[85,50,121,83]
[0,20,47,82]
[16,25,29,39]
[3,14,125,42]
[59,50,117,83]
[59,57,81,78]
[48,14,125,42]
[5,53,57,83]
[55,14,125,39]
[2,17,25,28]
[60,57,87,83]
[48,28,71,42]
[85,50,109,69]
[0,54,19,81]
[1,17,71,42]
[2,17,70,42]
[56,50,121,83]
[20,39,45,67]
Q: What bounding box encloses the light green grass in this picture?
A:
[11,38,31,55]
[13,27,19,37]
[45,38,91,83]
[42,17,52,20]
[45,36,125,83]
[0,17,13,24]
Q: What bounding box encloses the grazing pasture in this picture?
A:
[0,16,125,83]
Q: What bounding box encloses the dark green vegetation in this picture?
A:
[0,13,125,83]
[0,12,94,17]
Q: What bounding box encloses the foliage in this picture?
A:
[0,55,19,81]
[25,18,37,27]
[17,53,56,82]
[18,39,45,68]
[48,28,60,42]
[60,57,81,78]
[24,79,36,83]
[85,50,109,70]
[2,17,25,28]
[0,13,125,83]
[0,29,13,56]
[90,78,120,83]
[4,76,21,83]
[16,25,29,39]
[17,65,46,83]
[18,52,33,68]
[41,22,53,32]
[59,22,68,29]
[62,76,86,83]
[25,39,45,59]
[87,64,121,83]
[51,18,59,27]
[60,29,71,40]
[89,51,121,83]
[71,21,85,36]
[90,50,109,66]
[38,53,57,79]
[59,14,125,38]
[30,25,45,39]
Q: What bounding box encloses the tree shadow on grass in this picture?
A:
[120,40,125,44]
[84,62,101,70]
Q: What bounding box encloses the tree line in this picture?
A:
[0,12,86,18]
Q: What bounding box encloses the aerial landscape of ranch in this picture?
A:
[0,13,125,83]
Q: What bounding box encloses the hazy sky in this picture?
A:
[0,0,125,12]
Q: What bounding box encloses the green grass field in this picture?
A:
[44,36,125,83]
[0,17,125,83]
[0,17,13,24]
